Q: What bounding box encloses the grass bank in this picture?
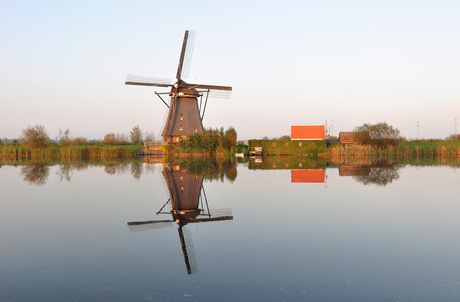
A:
[0,145,143,159]
[330,141,460,157]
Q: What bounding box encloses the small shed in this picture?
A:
[291,126,325,140]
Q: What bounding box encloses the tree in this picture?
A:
[145,131,156,142]
[353,122,402,148]
[272,135,290,140]
[225,126,237,149]
[445,134,460,141]
[72,136,88,145]
[104,133,116,145]
[130,125,144,145]
[116,133,129,145]
[20,125,50,148]
[56,128,72,147]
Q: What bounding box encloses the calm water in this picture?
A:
[1,157,460,301]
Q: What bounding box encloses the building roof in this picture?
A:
[339,132,370,143]
[339,165,371,176]
[291,170,325,183]
[291,126,325,140]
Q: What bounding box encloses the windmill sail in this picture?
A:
[179,226,198,274]
[125,75,172,87]
[125,30,232,144]
[127,220,173,233]
[177,30,195,80]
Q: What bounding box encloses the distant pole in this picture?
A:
[325,120,328,136]
[417,121,419,139]
[332,120,334,137]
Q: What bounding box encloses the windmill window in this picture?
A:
[180,125,183,131]
[194,128,197,133]
[180,176,183,182]
[180,114,183,121]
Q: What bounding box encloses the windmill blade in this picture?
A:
[194,208,233,222]
[125,74,172,87]
[181,31,195,79]
[176,30,196,80]
[127,220,174,233]
[179,226,198,274]
[197,89,232,99]
[184,83,232,91]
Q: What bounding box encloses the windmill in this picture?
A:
[125,30,232,144]
[127,163,233,274]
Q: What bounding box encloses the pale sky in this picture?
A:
[1,0,459,140]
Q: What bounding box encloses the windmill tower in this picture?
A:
[127,163,233,274]
[125,31,232,144]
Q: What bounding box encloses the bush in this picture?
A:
[353,122,403,148]
[20,125,50,149]
[178,126,238,153]
[445,134,460,142]
[72,137,88,145]
[56,128,72,147]
[104,133,117,145]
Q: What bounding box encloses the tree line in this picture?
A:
[1,125,156,149]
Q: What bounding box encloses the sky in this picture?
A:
[1,0,459,140]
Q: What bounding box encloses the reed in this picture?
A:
[330,142,460,157]
[0,145,143,159]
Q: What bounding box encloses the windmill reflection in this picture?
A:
[127,163,233,275]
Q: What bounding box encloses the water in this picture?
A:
[1,158,460,301]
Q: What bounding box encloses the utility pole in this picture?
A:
[455,118,458,135]
[332,119,334,137]
[417,121,419,140]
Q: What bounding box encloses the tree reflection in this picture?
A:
[130,162,143,180]
[20,163,50,186]
[351,165,401,186]
[171,158,238,182]
[56,164,72,182]
[104,164,117,175]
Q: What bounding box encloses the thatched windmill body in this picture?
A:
[126,31,232,144]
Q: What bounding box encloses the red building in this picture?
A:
[291,170,325,183]
[339,132,370,145]
[291,126,325,140]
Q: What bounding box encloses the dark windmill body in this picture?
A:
[126,31,232,144]
[127,163,233,274]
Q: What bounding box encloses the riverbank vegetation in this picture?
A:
[173,126,237,156]
[330,141,460,157]
[0,145,143,159]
